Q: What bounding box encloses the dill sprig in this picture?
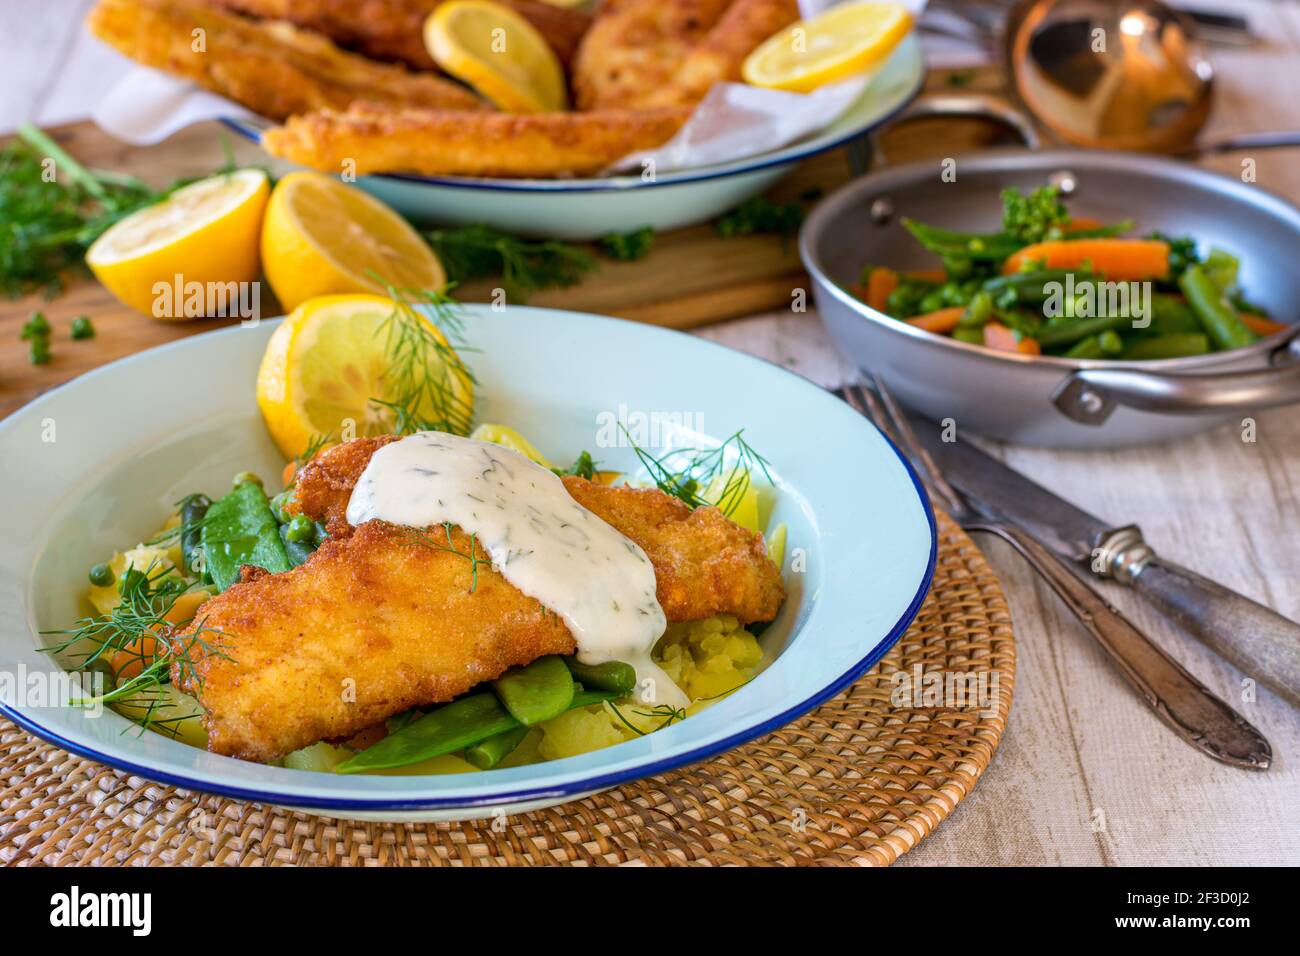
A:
[608,700,687,736]
[369,281,478,437]
[424,224,597,300]
[0,123,241,298]
[41,560,228,733]
[622,427,773,517]
[400,522,483,593]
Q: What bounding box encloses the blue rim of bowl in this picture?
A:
[219,42,924,195]
[0,325,937,811]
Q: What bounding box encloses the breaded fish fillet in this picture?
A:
[178,436,784,761]
[87,0,484,121]
[262,101,690,177]
[202,0,592,69]
[638,0,799,108]
[572,0,732,110]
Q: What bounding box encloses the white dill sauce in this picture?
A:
[347,432,688,708]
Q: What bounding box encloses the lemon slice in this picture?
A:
[260,172,446,314]
[257,294,474,460]
[424,0,567,112]
[86,169,268,320]
[469,423,553,468]
[742,2,914,93]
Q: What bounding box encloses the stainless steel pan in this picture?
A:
[800,148,1300,447]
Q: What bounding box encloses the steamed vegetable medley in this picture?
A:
[50,426,782,776]
[851,186,1289,359]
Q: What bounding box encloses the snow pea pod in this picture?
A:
[463,725,530,770]
[563,657,637,696]
[337,685,620,773]
[201,480,292,592]
[493,655,574,725]
[179,493,211,577]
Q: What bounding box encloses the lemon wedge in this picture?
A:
[260,172,446,314]
[86,169,268,320]
[424,0,567,112]
[742,1,914,93]
[256,294,473,460]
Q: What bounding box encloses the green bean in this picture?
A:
[464,725,530,770]
[179,493,211,577]
[1147,295,1201,335]
[337,686,620,773]
[563,657,637,696]
[201,480,292,592]
[952,327,984,345]
[1036,313,1132,349]
[493,655,574,726]
[1122,333,1210,360]
[1179,264,1256,351]
[1063,336,1104,359]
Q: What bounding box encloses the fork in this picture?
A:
[841,377,1271,770]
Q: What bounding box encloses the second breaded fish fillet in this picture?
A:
[262,102,691,177]
[87,0,484,120]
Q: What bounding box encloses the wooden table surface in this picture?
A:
[4,0,1299,865]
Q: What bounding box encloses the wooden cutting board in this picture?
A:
[0,68,1009,418]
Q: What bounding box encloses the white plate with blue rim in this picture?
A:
[0,304,934,822]
[224,35,923,240]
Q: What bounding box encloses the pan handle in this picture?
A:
[848,92,1042,173]
[1052,334,1300,423]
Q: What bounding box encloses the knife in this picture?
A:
[907,414,1300,710]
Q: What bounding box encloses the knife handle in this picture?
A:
[1129,558,1300,710]
[974,521,1272,769]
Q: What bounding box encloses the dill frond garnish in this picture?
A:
[0,123,246,298]
[621,426,773,518]
[400,522,482,593]
[424,224,597,301]
[607,700,687,736]
[41,560,227,734]
[369,281,478,437]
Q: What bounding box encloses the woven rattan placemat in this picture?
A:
[0,511,1014,866]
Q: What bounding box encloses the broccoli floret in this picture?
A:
[1001,186,1071,244]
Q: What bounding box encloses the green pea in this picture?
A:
[71,315,96,340]
[89,563,115,588]
[269,489,293,524]
[232,470,263,489]
[1098,330,1124,355]
[284,513,315,543]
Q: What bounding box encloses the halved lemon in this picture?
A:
[260,172,446,314]
[424,0,567,112]
[256,294,474,460]
[86,169,268,320]
[742,2,914,93]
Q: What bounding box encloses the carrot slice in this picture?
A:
[905,306,966,334]
[866,266,899,312]
[905,268,948,283]
[1002,239,1170,281]
[982,321,1041,355]
[1064,216,1102,232]
[281,460,297,487]
[1240,312,1289,337]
